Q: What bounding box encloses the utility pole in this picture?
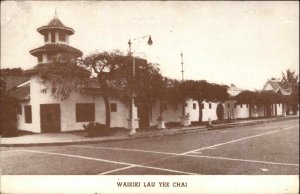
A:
[181,52,184,82]
[180,52,186,116]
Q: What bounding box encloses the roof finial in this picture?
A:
[54,8,58,18]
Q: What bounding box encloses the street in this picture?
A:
[1,119,299,175]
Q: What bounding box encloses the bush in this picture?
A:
[83,121,110,137]
[165,122,181,129]
[1,121,18,137]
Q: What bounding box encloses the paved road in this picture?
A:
[1,119,299,175]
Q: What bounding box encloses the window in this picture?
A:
[76,103,95,122]
[24,105,32,123]
[234,103,237,108]
[240,104,243,108]
[193,103,196,110]
[209,103,212,109]
[200,103,204,109]
[51,32,55,43]
[110,103,117,112]
[17,105,22,115]
[38,55,43,62]
[44,34,48,42]
[185,103,188,107]
[59,32,66,41]
[278,104,281,107]
[227,103,230,108]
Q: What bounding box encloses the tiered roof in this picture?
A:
[37,18,75,35]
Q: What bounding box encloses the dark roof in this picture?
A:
[30,44,83,57]
[2,75,30,91]
[37,18,75,35]
[262,79,292,95]
[10,85,30,101]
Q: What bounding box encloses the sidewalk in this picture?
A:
[1,115,298,147]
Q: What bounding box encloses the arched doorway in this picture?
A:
[216,103,224,120]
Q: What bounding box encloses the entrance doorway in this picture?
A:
[216,103,224,120]
[40,104,61,133]
[137,105,151,129]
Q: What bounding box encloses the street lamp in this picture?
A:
[128,35,153,136]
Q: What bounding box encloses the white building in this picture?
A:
[12,14,137,133]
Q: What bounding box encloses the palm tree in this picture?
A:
[281,69,299,114]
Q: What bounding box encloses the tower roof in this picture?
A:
[37,17,75,35]
[30,44,82,57]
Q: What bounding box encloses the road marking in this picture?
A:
[71,145,177,156]
[20,149,197,175]
[0,149,22,153]
[100,165,136,175]
[181,125,298,155]
[71,137,298,167]
[185,154,299,167]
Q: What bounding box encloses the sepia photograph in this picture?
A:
[1,1,299,193]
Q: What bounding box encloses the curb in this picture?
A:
[1,116,298,147]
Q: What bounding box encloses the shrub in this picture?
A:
[1,121,18,137]
[83,121,110,137]
[165,122,181,129]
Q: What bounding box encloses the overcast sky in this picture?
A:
[1,1,299,90]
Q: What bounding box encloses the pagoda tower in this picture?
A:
[30,12,82,64]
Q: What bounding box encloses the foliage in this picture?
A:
[280,69,299,89]
[83,121,110,137]
[34,54,90,100]
[236,90,286,104]
[280,69,299,114]
[0,68,24,76]
[0,79,18,137]
[79,51,165,104]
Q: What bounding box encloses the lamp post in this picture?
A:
[128,35,153,136]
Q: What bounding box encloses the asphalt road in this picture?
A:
[1,119,299,175]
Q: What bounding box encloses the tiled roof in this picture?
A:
[227,85,244,97]
[10,85,30,101]
[2,75,30,91]
[37,18,75,35]
[262,79,292,96]
[30,44,83,57]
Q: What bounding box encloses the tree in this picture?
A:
[0,78,18,136]
[78,51,164,128]
[163,79,228,123]
[280,69,299,114]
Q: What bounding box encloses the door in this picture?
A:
[138,105,150,129]
[40,104,61,133]
[216,103,224,120]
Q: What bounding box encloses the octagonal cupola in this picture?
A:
[30,12,82,64]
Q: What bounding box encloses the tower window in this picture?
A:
[59,32,66,41]
[209,103,212,109]
[38,55,43,62]
[51,32,55,43]
[44,34,48,42]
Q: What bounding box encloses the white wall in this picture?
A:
[17,76,131,133]
[234,104,250,119]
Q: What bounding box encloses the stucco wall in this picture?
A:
[234,104,250,119]
[17,76,132,133]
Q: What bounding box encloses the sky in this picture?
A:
[1,1,299,90]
